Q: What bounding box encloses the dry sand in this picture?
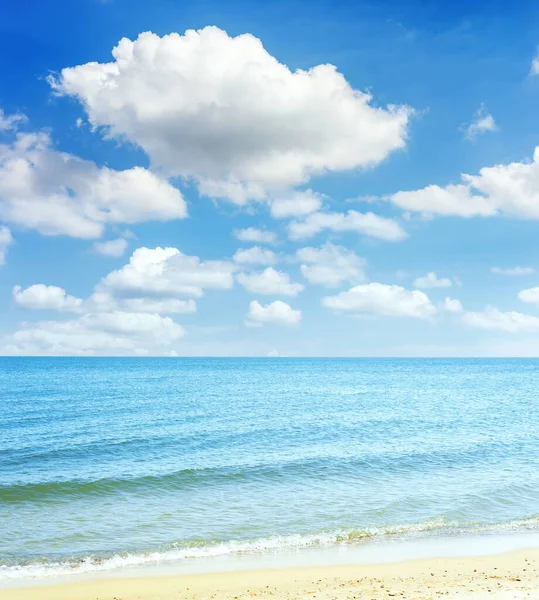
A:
[2,548,539,600]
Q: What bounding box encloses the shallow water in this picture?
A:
[2,357,539,579]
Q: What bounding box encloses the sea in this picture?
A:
[2,357,539,582]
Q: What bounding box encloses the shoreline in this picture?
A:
[1,548,538,599]
[3,527,539,586]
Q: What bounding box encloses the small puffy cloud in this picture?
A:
[491,266,534,276]
[234,227,277,244]
[0,129,186,239]
[233,246,278,266]
[52,27,412,204]
[518,287,539,304]
[322,282,436,319]
[296,242,366,287]
[413,272,452,289]
[0,225,13,265]
[266,349,287,357]
[237,267,304,296]
[269,190,324,219]
[0,109,26,132]
[93,238,128,257]
[13,284,84,312]
[461,306,539,333]
[391,184,494,218]
[389,147,539,220]
[1,311,185,356]
[442,297,464,313]
[246,300,301,326]
[100,247,236,298]
[463,104,497,140]
[288,210,407,242]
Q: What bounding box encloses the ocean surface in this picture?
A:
[2,357,539,581]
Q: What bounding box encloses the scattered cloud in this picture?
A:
[413,272,452,289]
[530,49,539,76]
[234,227,277,244]
[442,297,464,313]
[119,298,196,314]
[389,147,539,219]
[237,267,304,296]
[1,311,185,356]
[0,225,13,265]
[51,27,412,205]
[491,266,535,276]
[0,109,27,132]
[13,284,84,312]
[296,242,366,287]
[246,300,301,326]
[266,349,288,357]
[269,190,324,219]
[2,245,234,355]
[463,104,497,140]
[461,306,539,333]
[288,210,407,241]
[322,282,436,319]
[93,238,129,257]
[233,246,278,266]
[0,126,187,239]
[518,287,539,304]
[99,247,237,298]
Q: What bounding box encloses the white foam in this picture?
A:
[2,518,539,581]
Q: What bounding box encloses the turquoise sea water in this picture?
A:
[2,357,539,580]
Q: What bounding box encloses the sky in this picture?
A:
[3,0,539,356]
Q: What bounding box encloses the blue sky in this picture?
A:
[3,0,539,356]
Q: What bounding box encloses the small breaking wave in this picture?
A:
[2,516,539,581]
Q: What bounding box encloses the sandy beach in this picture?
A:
[2,548,538,600]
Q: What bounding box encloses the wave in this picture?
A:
[1,438,531,503]
[2,517,539,580]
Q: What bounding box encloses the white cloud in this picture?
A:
[391,184,494,218]
[0,225,13,265]
[0,129,186,239]
[234,227,277,244]
[13,284,83,313]
[518,287,539,304]
[0,109,26,131]
[1,311,185,356]
[464,104,497,140]
[93,238,128,257]
[266,349,288,357]
[531,50,539,76]
[288,210,407,241]
[85,291,197,314]
[121,298,196,314]
[233,246,278,266]
[322,282,436,319]
[390,147,539,219]
[413,272,452,289]
[237,267,304,296]
[246,300,301,326]
[442,297,464,313]
[51,27,412,204]
[100,247,236,298]
[296,242,366,287]
[461,306,539,333]
[269,189,324,219]
[4,245,245,356]
[491,266,535,276]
